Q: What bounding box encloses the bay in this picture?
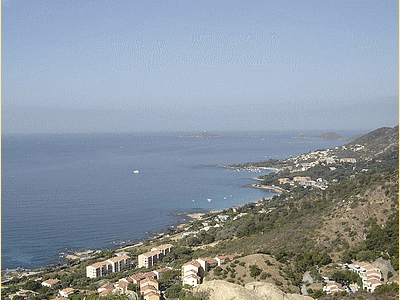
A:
[1,131,350,270]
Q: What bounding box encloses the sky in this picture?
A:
[2,0,399,133]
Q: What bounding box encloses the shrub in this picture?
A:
[374,282,399,295]
[213,266,222,276]
[165,284,183,299]
[250,265,262,278]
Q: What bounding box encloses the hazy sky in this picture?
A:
[2,0,398,133]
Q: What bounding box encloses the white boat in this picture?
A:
[133,170,140,174]
[207,198,212,202]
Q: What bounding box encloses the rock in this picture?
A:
[194,280,313,300]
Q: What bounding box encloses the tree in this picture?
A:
[249,265,262,278]
[158,270,180,289]
[23,280,42,291]
[165,284,183,299]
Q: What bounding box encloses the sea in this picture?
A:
[1,130,355,271]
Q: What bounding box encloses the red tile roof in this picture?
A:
[42,279,60,286]
[183,260,201,268]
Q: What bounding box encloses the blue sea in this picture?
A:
[2,131,352,270]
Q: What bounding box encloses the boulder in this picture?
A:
[194,280,313,300]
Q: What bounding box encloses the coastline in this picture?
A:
[249,183,287,194]
[2,173,279,276]
[1,201,256,279]
[2,169,279,277]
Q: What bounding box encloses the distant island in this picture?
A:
[294,132,350,141]
[179,131,222,138]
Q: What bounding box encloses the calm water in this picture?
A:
[2,131,349,270]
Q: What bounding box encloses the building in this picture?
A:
[108,255,131,273]
[323,282,346,294]
[293,176,312,183]
[182,260,203,287]
[140,278,160,300]
[41,279,60,288]
[151,244,174,256]
[364,279,383,293]
[86,255,131,278]
[114,280,129,294]
[153,267,173,280]
[98,282,115,297]
[340,158,357,163]
[58,288,75,298]
[138,250,162,269]
[86,261,113,278]
[138,244,174,268]
[278,178,290,184]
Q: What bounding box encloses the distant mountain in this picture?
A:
[350,125,399,148]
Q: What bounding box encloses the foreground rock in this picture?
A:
[194,280,313,300]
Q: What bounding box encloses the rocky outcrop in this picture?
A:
[194,280,313,300]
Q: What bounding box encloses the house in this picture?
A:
[141,287,160,300]
[98,282,115,297]
[293,176,311,183]
[140,278,159,290]
[340,158,356,163]
[204,257,218,268]
[140,278,160,300]
[364,279,382,293]
[41,279,60,288]
[323,282,346,294]
[278,178,290,184]
[114,280,129,294]
[98,282,115,293]
[365,268,382,280]
[153,267,172,280]
[58,288,75,298]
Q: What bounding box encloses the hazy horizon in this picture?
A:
[2,0,398,134]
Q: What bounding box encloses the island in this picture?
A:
[179,131,222,138]
[294,132,349,141]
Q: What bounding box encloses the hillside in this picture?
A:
[1,126,398,300]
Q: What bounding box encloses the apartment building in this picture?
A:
[86,261,113,278]
[108,255,131,272]
[138,244,174,268]
[86,255,131,278]
[138,250,163,269]
[182,260,202,287]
